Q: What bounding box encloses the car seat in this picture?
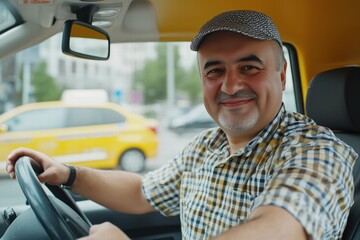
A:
[306,66,360,240]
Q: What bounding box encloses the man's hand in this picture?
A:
[6,147,70,185]
[78,222,130,240]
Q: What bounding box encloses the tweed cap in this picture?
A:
[190,10,282,51]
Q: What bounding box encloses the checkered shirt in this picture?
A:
[142,106,357,239]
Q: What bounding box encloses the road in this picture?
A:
[0,126,199,207]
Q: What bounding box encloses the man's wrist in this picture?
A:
[63,165,77,187]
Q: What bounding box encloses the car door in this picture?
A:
[53,106,128,169]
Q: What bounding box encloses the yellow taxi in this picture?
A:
[0,101,158,173]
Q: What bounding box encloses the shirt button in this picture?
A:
[217,163,225,168]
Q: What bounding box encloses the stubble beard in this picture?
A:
[218,108,260,133]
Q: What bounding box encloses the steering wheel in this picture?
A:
[14,156,91,240]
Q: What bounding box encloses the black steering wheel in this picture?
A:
[13,156,91,240]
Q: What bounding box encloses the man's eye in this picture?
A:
[241,66,261,75]
[204,68,223,80]
[242,66,257,71]
[209,68,222,73]
[206,68,223,76]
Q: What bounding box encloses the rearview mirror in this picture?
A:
[62,20,110,60]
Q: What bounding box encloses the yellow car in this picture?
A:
[0,101,158,173]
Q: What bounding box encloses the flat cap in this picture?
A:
[190,10,282,51]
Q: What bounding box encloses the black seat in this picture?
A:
[306,66,360,240]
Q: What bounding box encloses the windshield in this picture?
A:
[0,33,297,207]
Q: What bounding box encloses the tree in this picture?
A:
[132,43,182,104]
[132,43,202,105]
[31,62,65,102]
[177,63,202,104]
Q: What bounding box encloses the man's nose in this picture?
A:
[221,69,245,94]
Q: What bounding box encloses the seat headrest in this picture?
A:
[306,66,360,132]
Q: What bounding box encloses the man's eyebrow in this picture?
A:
[203,60,222,71]
[236,55,263,64]
[203,55,263,71]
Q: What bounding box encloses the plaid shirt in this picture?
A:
[142,106,357,239]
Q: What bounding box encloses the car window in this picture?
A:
[5,108,67,131]
[282,46,297,113]
[67,108,126,127]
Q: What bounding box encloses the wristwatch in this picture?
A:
[62,165,76,188]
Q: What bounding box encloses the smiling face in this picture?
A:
[198,31,287,146]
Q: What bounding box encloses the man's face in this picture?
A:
[198,31,286,138]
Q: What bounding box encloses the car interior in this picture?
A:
[0,0,360,239]
[306,67,360,240]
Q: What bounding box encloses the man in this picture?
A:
[6,10,357,240]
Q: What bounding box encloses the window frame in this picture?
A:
[0,1,24,35]
[284,43,304,114]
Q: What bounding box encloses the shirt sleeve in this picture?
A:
[252,131,357,239]
[142,155,183,216]
[142,130,212,217]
